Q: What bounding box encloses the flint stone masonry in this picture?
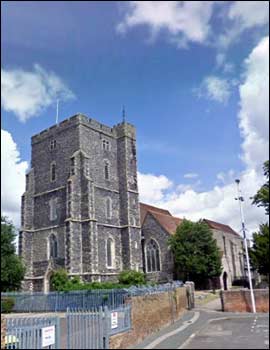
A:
[141,213,174,283]
[20,114,143,291]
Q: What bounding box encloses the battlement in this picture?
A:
[31,113,136,144]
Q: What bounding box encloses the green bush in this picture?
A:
[118,270,146,286]
[1,297,15,313]
[50,268,146,292]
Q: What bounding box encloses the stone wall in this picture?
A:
[211,229,245,290]
[1,315,6,349]
[110,287,187,349]
[220,289,269,313]
[142,213,174,283]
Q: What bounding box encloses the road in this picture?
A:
[134,301,269,349]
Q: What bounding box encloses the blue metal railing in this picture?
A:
[1,289,128,313]
[1,281,184,313]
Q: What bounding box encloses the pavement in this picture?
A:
[133,297,269,349]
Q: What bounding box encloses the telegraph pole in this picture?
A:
[235,179,256,313]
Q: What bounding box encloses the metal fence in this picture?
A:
[67,305,131,349]
[5,316,60,349]
[2,289,128,313]
[107,304,131,336]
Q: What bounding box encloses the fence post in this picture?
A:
[103,306,110,349]
[185,281,195,309]
[55,316,61,349]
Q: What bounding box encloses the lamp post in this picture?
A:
[235,179,256,313]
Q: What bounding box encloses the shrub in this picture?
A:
[50,269,70,291]
[1,297,15,313]
[118,270,146,286]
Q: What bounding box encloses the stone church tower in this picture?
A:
[19,114,143,292]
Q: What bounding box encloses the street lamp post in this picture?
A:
[235,179,256,313]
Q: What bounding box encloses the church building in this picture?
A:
[19,114,245,292]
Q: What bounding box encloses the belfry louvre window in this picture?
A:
[146,239,160,272]
[104,161,110,180]
[102,139,110,151]
[50,140,57,150]
[50,162,56,182]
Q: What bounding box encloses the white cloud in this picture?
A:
[117,1,215,46]
[184,173,199,179]
[196,76,232,104]
[1,64,75,122]
[218,1,269,50]
[138,172,173,203]
[228,1,269,30]
[138,36,269,235]
[238,36,269,170]
[1,129,28,227]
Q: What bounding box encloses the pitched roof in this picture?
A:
[140,202,171,224]
[140,203,182,235]
[203,219,240,237]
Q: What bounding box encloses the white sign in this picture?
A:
[111,311,118,329]
[42,325,55,347]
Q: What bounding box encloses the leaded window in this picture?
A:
[146,239,160,272]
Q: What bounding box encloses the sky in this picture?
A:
[1,1,269,237]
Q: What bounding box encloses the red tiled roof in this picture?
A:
[203,219,240,237]
[140,202,171,224]
[140,203,182,235]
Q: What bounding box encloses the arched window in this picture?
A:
[50,162,56,182]
[104,161,110,180]
[49,234,58,259]
[146,239,160,272]
[106,238,114,268]
[106,197,112,219]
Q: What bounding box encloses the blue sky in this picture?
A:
[1,1,269,233]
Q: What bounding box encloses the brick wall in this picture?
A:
[110,287,187,349]
[1,315,6,349]
[220,289,269,313]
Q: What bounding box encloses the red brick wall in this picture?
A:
[221,289,269,313]
[110,287,187,349]
[1,316,6,349]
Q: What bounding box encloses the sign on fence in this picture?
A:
[111,311,118,329]
[42,325,55,347]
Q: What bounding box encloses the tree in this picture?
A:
[252,160,269,215]
[1,216,26,292]
[168,219,222,287]
[249,224,269,277]
[250,161,269,278]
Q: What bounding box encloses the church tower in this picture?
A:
[19,114,143,291]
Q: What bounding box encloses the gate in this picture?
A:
[67,307,108,349]
[5,316,60,349]
[67,305,131,349]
